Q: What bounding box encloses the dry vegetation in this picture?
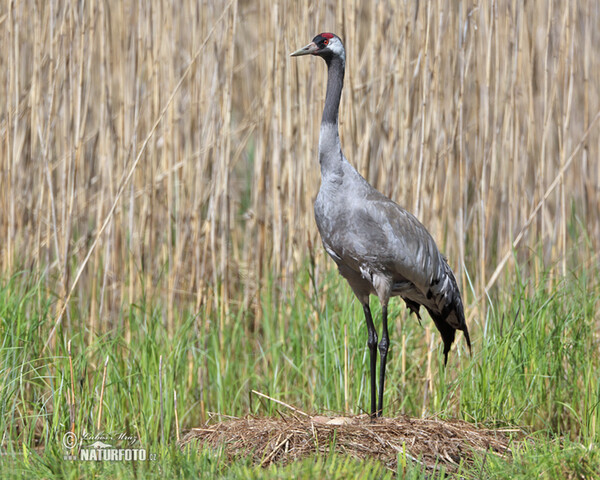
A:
[1,1,599,347]
[179,413,514,474]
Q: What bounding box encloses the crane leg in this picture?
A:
[362,302,378,418]
[377,304,390,417]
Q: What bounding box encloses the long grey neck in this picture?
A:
[322,55,345,126]
[319,55,345,172]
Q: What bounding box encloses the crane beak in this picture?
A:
[290,42,319,57]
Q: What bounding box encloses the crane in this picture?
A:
[291,33,471,418]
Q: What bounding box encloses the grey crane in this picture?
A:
[291,33,471,418]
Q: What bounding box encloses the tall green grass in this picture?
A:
[461,267,600,440]
[1,253,599,477]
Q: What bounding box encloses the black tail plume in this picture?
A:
[427,300,471,366]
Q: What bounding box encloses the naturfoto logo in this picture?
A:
[62,431,156,462]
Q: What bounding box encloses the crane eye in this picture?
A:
[323,39,329,45]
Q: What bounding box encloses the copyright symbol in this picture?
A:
[63,432,77,449]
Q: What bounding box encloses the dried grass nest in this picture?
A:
[179,401,519,474]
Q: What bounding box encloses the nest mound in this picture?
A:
[179,413,516,473]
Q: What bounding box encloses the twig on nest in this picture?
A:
[261,433,294,467]
[251,390,310,418]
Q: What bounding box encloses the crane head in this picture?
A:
[290,33,345,61]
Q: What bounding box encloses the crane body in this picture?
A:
[291,33,471,418]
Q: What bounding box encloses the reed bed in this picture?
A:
[1,1,599,345]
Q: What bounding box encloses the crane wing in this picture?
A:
[316,188,471,361]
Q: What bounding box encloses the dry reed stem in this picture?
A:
[251,390,310,418]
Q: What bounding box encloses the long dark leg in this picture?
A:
[377,304,390,417]
[362,303,378,418]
